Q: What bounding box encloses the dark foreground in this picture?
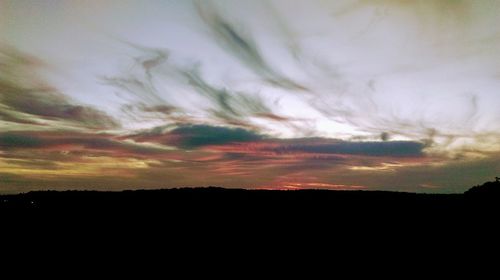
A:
[1,186,497,271]
[2,180,499,217]
[1,182,499,248]
[0,188,467,211]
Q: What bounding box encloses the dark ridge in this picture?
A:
[1,181,498,213]
[1,182,498,241]
[1,179,498,228]
[464,179,500,196]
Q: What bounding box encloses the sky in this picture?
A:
[1,0,500,193]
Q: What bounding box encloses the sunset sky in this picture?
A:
[1,0,500,193]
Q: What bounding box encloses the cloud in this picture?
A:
[0,124,443,192]
[0,108,39,125]
[0,131,171,158]
[260,139,425,157]
[0,133,44,148]
[104,43,298,129]
[127,124,424,157]
[129,124,263,149]
[0,46,119,129]
[140,104,178,115]
[180,66,277,126]
[194,0,308,91]
[120,103,179,122]
[101,44,170,105]
[332,152,500,193]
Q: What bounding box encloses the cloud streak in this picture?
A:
[195,0,308,91]
[127,124,425,158]
[0,131,171,158]
[103,43,299,129]
[0,47,119,129]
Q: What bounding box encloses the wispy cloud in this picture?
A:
[103,43,298,129]
[0,130,171,158]
[0,46,119,129]
[194,0,308,91]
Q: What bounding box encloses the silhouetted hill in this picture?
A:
[2,184,499,244]
[1,184,497,213]
[464,180,500,196]
[1,181,498,223]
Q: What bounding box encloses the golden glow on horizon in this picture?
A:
[257,182,366,190]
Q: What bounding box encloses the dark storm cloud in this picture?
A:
[264,140,425,157]
[173,125,263,148]
[129,124,263,149]
[128,124,424,157]
[0,133,45,148]
[195,0,307,91]
[0,47,119,129]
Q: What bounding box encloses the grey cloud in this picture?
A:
[0,108,39,125]
[128,124,263,149]
[195,0,308,91]
[338,152,500,193]
[0,131,169,157]
[101,45,195,125]
[105,43,296,129]
[128,123,424,157]
[181,66,274,126]
[120,103,178,122]
[140,104,178,115]
[102,75,166,105]
[0,47,119,129]
[173,124,263,148]
[264,139,425,157]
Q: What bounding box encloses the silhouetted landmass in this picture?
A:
[1,181,498,245]
[1,180,498,215]
[464,179,500,196]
